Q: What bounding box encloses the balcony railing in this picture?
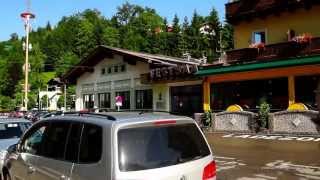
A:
[226,37,320,63]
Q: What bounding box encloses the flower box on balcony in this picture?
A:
[256,41,301,61]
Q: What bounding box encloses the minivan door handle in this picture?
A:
[27,165,35,174]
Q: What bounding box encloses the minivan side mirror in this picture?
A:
[7,143,18,153]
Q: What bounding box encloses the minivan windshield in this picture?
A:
[118,123,210,172]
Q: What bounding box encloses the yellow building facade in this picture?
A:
[198,1,320,112]
[234,5,320,49]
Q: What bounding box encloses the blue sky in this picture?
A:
[0,0,228,41]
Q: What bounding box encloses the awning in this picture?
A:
[196,55,320,76]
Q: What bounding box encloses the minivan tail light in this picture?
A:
[203,161,216,180]
[153,120,176,125]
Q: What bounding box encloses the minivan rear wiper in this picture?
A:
[178,155,203,163]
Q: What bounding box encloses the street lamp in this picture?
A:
[21,8,35,111]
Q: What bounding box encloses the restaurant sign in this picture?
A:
[150,64,198,81]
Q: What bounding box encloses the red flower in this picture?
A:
[249,42,265,49]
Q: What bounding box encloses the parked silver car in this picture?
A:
[6,112,216,180]
[0,118,31,180]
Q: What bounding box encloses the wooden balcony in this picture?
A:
[226,37,320,64]
[226,0,319,24]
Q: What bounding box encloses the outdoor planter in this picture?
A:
[269,110,320,135]
[194,113,214,132]
[213,111,257,133]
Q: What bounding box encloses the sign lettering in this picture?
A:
[150,64,198,81]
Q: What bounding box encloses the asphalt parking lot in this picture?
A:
[206,133,320,180]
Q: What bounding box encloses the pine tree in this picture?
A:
[205,7,222,62]
[181,16,191,54]
[221,23,234,51]
[190,10,205,58]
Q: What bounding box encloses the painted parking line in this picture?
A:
[214,156,236,160]
[215,156,246,172]
[254,174,277,180]
[222,134,320,142]
[237,174,277,180]
[264,160,320,179]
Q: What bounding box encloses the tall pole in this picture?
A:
[24,19,30,111]
[21,1,35,111]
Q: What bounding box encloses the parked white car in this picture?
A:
[0,118,31,180]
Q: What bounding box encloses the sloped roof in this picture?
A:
[62,46,201,84]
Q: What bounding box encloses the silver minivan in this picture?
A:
[6,112,216,180]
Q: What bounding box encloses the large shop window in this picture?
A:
[295,76,318,110]
[136,90,153,109]
[116,91,130,109]
[170,85,203,116]
[211,78,288,112]
[83,94,94,109]
[98,93,111,109]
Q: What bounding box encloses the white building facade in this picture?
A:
[75,54,152,111]
[64,46,203,115]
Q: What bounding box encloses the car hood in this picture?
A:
[0,138,19,151]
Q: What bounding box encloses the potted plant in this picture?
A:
[292,33,313,44]
[258,100,270,132]
[202,110,212,127]
[249,42,265,54]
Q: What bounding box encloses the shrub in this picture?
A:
[258,101,270,129]
[202,110,212,127]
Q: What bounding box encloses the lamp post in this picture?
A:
[21,6,35,111]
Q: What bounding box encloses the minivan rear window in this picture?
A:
[118,123,210,172]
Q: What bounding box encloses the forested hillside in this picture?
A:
[0,2,233,110]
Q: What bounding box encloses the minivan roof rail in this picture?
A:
[98,109,172,114]
[63,112,116,121]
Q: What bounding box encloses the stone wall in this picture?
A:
[213,111,257,133]
[270,110,320,134]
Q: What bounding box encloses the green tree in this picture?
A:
[221,23,234,51]
[205,7,222,62]
[101,27,120,47]
[114,2,144,26]
[74,19,97,58]
[167,14,183,57]
[55,52,79,77]
[189,10,205,58]
[29,43,46,90]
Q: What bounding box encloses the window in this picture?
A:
[41,122,70,160]
[21,123,49,155]
[101,68,105,75]
[136,90,153,109]
[83,94,94,109]
[98,93,111,109]
[79,124,102,163]
[118,124,210,172]
[116,91,130,109]
[114,66,119,73]
[65,122,83,163]
[120,64,126,72]
[107,67,112,74]
[253,30,266,44]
